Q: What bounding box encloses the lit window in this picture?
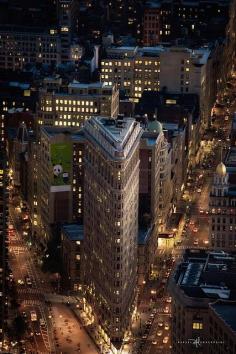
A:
[192,322,203,330]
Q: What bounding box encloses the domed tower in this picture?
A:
[147,120,163,134]
[212,162,229,197]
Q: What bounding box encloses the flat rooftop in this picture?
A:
[84,116,142,160]
[41,126,85,143]
[68,81,113,90]
[61,224,84,241]
[174,249,236,300]
[210,301,236,333]
[138,226,154,245]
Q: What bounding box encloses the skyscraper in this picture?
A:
[83,116,142,349]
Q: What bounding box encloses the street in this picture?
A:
[135,89,235,354]
[8,204,99,354]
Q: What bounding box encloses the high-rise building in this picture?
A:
[37,80,119,128]
[142,2,161,46]
[57,0,79,63]
[83,116,142,350]
[101,46,210,98]
[37,126,85,241]
[101,45,213,126]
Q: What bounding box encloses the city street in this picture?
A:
[8,203,99,354]
[136,90,235,354]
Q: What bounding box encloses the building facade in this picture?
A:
[142,4,161,46]
[37,80,119,128]
[101,45,212,126]
[61,224,83,291]
[0,26,61,70]
[209,159,236,252]
[37,126,85,241]
[83,116,142,350]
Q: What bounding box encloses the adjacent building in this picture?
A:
[209,151,236,251]
[37,126,85,242]
[37,79,119,128]
[142,2,161,46]
[61,224,83,291]
[101,45,212,126]
[0,0,79,69]
[169,249,236,354]
[83,116,142,350]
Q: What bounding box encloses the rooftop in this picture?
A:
[174,249,236,301]
[41,126,85,144]
[68,81,113,90]
[138,226,154,245]
[106,45,210,62]
[84,116,142,160]
[210,301,236,333]
[61,224,84,241]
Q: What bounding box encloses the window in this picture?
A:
[192,322,203,330]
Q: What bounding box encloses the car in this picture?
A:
[142,334,148,339]
[197,188,202,193]
[158,321,164,327]
[164,323,170,330]
[193,239,199,246]
[30,311,37,321]
[152,340,157,345]
[25,277,32,286]
[150,313,155,318]
[193,227,198,233]
[157,330,163,336]
[163,336,169,344]
[17,279,24,285]
[164,306,169,314]
[204,240,209,245]
[35,331,41,336]
[40,318,45,326]
[176,240,182,245]
[166,297,172,303]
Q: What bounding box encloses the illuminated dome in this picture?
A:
[147,120,163,133]
[216,162,227,176]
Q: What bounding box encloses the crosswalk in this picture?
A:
[9,245,28,255]
[17,287,41,295]
[22,299,42,306]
